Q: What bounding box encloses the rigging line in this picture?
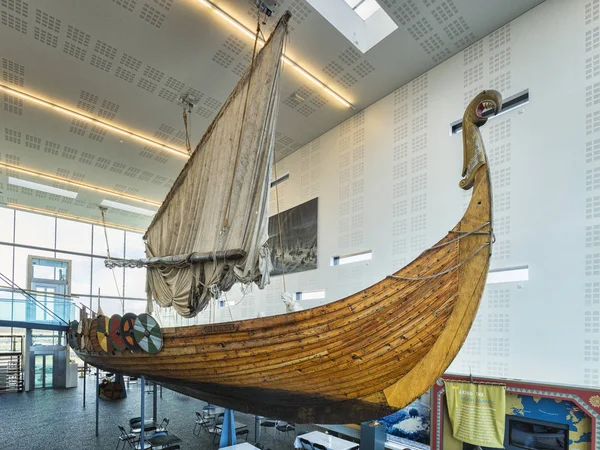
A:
[221,9,262,230]
[425,222,491,251]
[183,108,192,154]
[273,162,287,292]
[388,242,490,281]
[100,207,124,315]
[0,271,68,325]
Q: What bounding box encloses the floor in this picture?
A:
[0,375,301,450]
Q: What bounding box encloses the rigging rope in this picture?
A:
[273,161,287,292]
[100,207,124,315]
[183,108,192,154]
[388,242,490,281]
[221,11,262,231]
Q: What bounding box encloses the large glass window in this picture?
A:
[0,207,14,242]
[125,269,147,299]
[15,211,55,248]
[56,253,91,296]
[125,231,145,258]
[13,248,54,289]
[92,225,124,258]
[91,257,124,298]
[56,218,92,254]
[0,244,14,287]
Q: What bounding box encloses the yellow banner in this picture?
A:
[445,380,506,448]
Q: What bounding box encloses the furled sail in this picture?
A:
[143,12,290,317]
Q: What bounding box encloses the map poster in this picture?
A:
[445,380,506,448]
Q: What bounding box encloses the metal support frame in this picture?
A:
[95,368,99,437]
[140,375,146,449]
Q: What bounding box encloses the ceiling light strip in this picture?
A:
[0,84,189,158]
[0,162,161,207]
[197,0,354,109]
[5,203,145,233]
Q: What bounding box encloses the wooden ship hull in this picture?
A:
[75,161,493,424]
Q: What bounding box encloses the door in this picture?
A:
[34,354,53,389]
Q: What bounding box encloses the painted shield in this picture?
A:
[120,313,139,350]
[108,314,126,352]
[69,320,79,351]
[133,313,163,354]
[96,315,110,353]
[77,320,86,352]
[83,319,93,352]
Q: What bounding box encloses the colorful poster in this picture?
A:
[445,381,506,448]
[380,392,431,446]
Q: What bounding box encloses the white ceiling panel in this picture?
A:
[0,0,545,229]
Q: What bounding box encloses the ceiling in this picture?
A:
[0,0,544,231]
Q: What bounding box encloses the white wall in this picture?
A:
[164,0,598,388]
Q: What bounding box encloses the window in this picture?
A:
[344,0,381,20]
[56,218,92,253]
[332,250,372,266]
[15,210,55,248]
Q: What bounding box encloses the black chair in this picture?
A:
[193,412,210,436]
[116,425,138,450]
[236,429,250,442]
[313,443,327,450]
[275,421,295,438]
[215,413,225,425]
[298,437,314,450]
[260,418,277,436]
[156,417,169,432]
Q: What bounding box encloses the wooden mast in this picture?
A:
[76,91,503,424]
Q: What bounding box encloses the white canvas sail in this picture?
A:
[143,13,289,317]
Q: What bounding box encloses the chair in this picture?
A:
[156,418,169,432]
[215,413,225,425]
[236,429,250,442]
[313,443,327,450]
[116,425,138,450]
[260,418,277,436]
[275,421,295,438]
[298,437,314,450]
[193,412,211,436]
[149,431,167,439]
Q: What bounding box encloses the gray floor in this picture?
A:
[0,376,299,450]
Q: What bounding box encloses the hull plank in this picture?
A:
[76,91,501,424]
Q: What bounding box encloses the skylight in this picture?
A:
[344,0,381,20]
[307,0,397,53]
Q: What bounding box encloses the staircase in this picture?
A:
[0,352,23,393]
[0,336,23,393]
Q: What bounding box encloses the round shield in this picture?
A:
[69,320,79,351]
[108,314,126,352]
[77,320,86,352]
[89,318,104,353]
[120,313,139,350]
[133,314,163,354]
[83,319,93,352]
[96,315,110,353]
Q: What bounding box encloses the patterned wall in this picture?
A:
[157,0,600,388]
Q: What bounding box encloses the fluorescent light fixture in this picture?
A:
[8,176,78,199]
[100,199,157,217]
[0,162,161,207]
[5,203,145,233]
[332,250,373,266]
[0,84,188,158]
[487,266,529,284]
[196,0,354,108]
[296,290,326,301]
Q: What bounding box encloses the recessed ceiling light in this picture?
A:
[8,176,78,199]
[100,199,157,216]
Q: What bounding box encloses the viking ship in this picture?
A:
[70,11,503,424]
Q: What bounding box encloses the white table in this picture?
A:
[294,431,359,450]
[220,443,260,450]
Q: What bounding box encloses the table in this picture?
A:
[131,420,158,433]
[294,431,359,450]
[216,421,249,432]
[147,433,182,447]
[220,443,260,450]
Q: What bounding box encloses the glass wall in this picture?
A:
[0,206,148,325]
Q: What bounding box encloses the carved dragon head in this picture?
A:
[460,90,503,190]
